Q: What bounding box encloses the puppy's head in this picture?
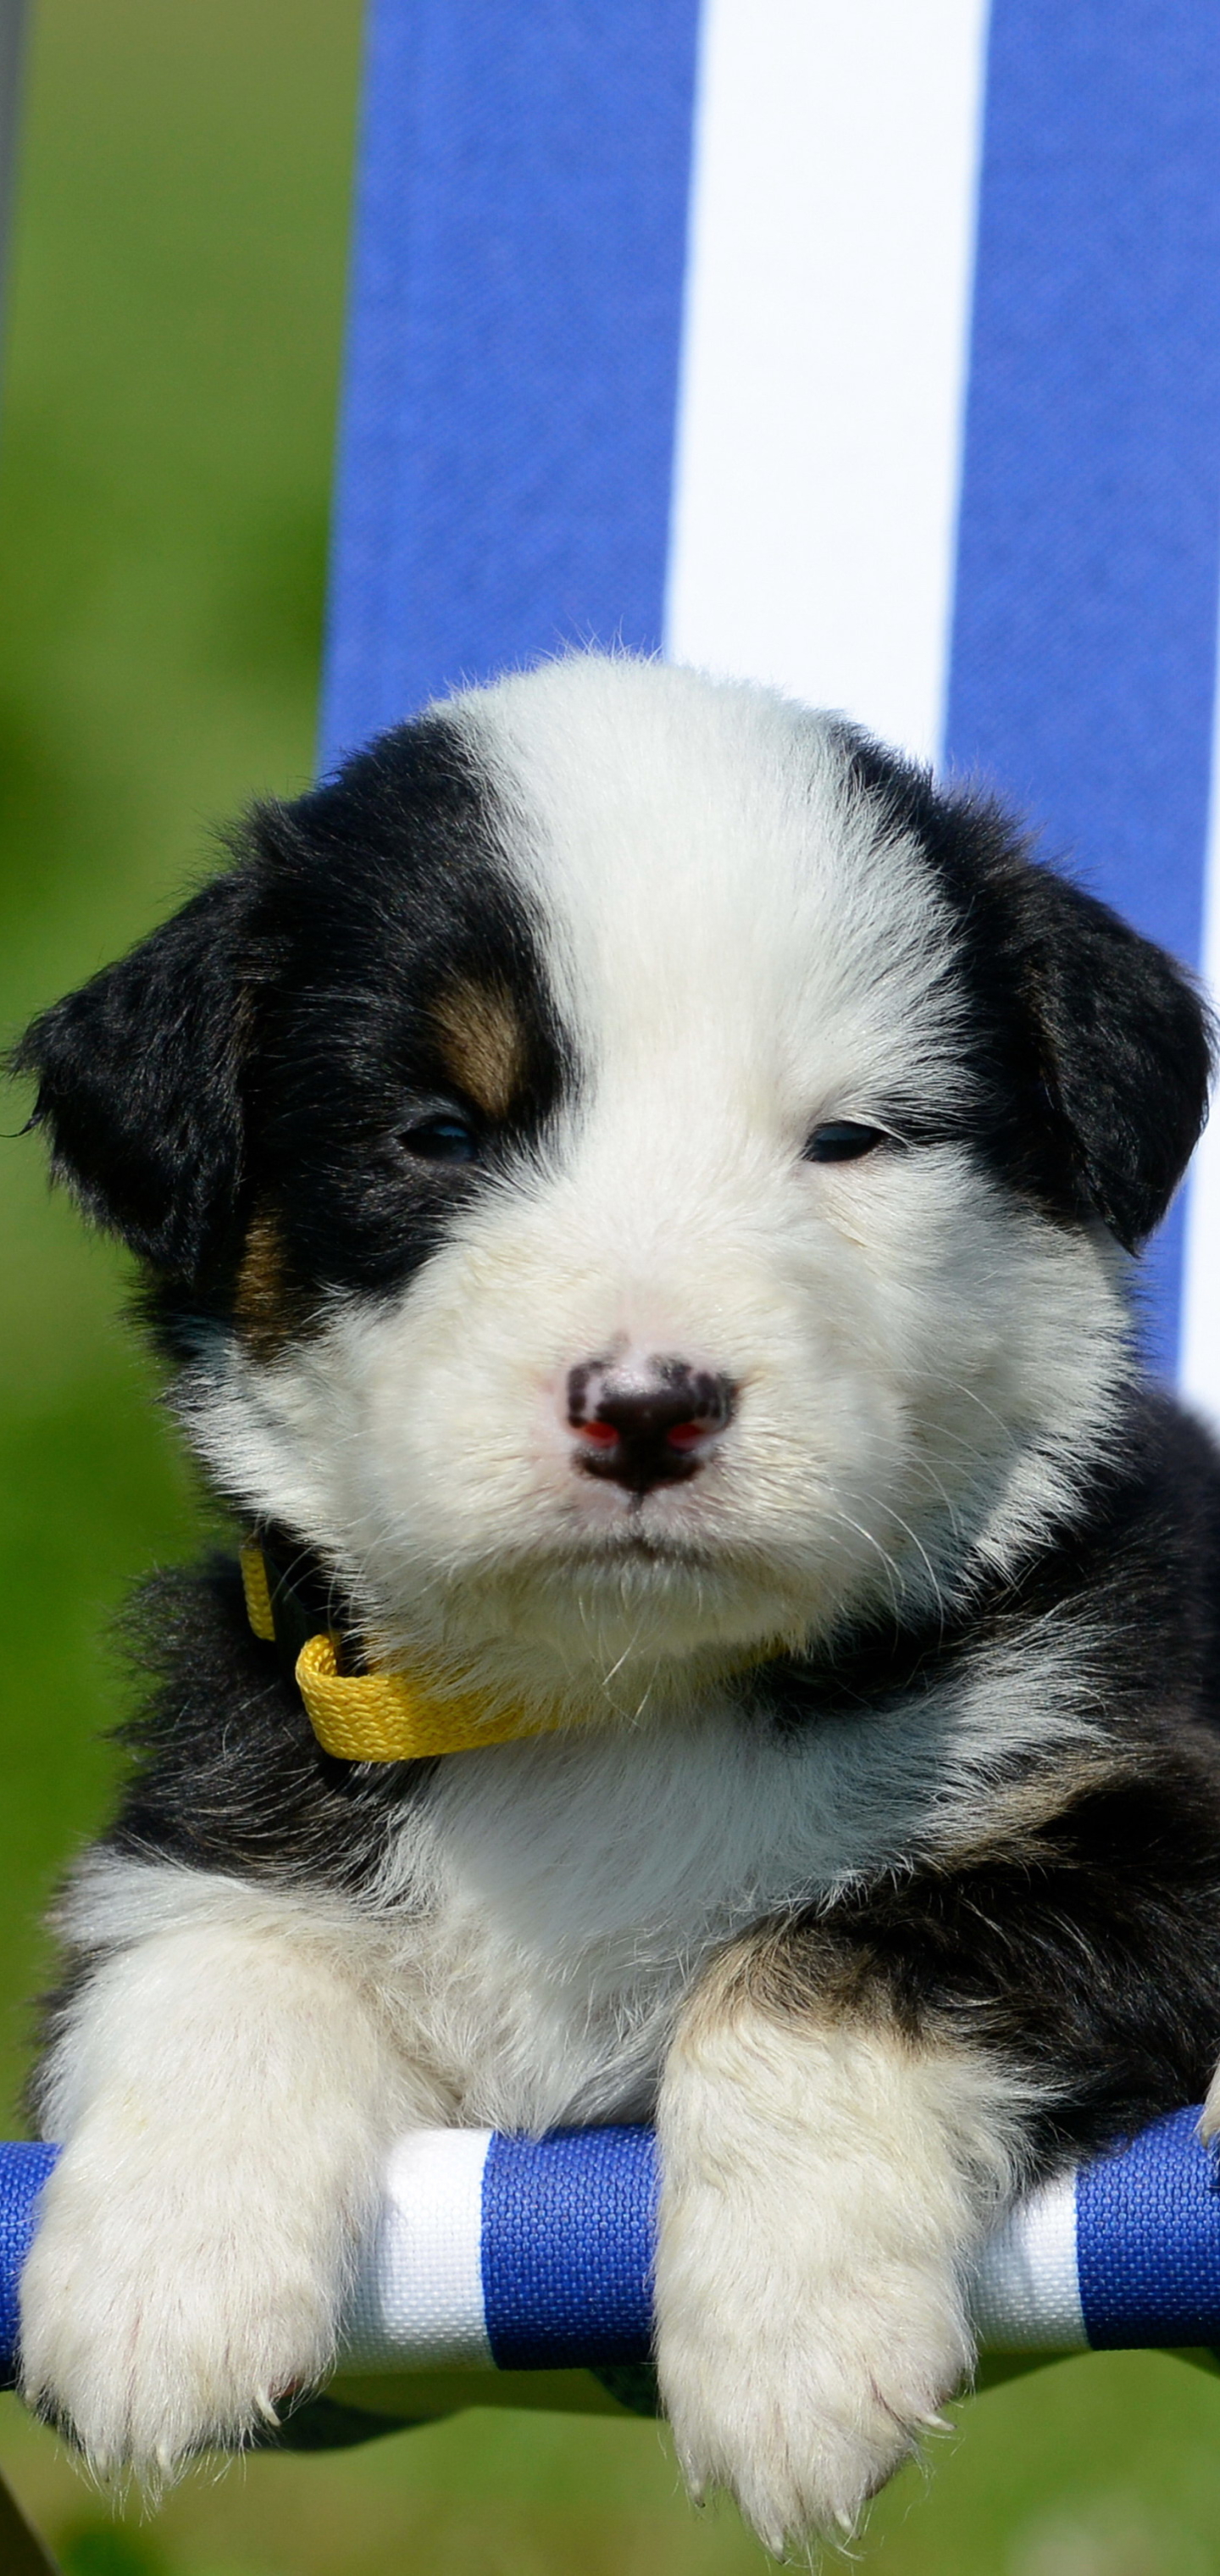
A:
[16,657,1211,1702]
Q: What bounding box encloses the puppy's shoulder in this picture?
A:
[959,1380,1220,1741]
[104,1554,423,1893]
[1020,1380,1220,1731]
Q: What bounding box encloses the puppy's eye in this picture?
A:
[804,1121,888,1163]
[401,1113,481,1165]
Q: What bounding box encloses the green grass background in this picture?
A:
[1,6,1219,2569]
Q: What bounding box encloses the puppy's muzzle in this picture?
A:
[565,1357,736,1495]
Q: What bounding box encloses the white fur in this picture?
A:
[655,1985,1029,2551]
[184,658,1130,1715]
[42,1581,1088,2155]
[27,1579,1079,2490]
[21,1883,428,2478]
[25,658,1136,2516]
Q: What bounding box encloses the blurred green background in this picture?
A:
[1,6,1219,2569]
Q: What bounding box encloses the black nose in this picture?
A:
[566,1357,736,1495]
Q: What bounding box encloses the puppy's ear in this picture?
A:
[1017,867,1213,1252]
[13,871,256,1278]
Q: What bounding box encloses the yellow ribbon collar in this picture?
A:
[241,1537,783,1768]
[240,1541,570,1764]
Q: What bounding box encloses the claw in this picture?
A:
[254,2390,280,2430]
[916,2412,953,2436]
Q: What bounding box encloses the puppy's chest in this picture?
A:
[370,1690,978,2130]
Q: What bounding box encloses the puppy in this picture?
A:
[14,652,1220,2551]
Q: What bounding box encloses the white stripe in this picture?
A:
[340,2128,494,2369]
[664,0,990,763]
[968,2168,1087,2351]
[1178,585,1220,1426]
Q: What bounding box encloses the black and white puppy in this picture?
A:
[14,652,1220,2551]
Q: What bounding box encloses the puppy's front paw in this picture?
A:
[1200,2065,1220,2145]
[657,2215,967,2555]
[654,1993,1021,2557]
[19,2144,342,2480]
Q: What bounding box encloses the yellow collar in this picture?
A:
[241,1542,568,1763]
[241,1539,784,1766]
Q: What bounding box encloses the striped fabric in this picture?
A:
[321,2110,1220,2365]
[341,2125,659,2372]
[320,0,1220,1394]
[7,2114,1220,2381]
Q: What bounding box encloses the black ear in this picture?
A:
[1017,866,1214,1252]
[13,870,256,1278]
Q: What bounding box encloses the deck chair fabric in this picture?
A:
[5,2111,1220,2399]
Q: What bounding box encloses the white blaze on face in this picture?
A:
[187,659,1129,1697]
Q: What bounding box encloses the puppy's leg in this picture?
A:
[654,1939,1027,2557]
[19,1864,428,2480]
[1199,2071,1220,2142]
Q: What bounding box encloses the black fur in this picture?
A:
[752,1391,1220,2162]
[840,725,1214,1247]
[15,713,574,1355]
[15,680,1220,2214]
[762,1388,1220,1730]
[108,1558,433,1892]
[232,720,572,1310]
[12,872,255,1279]
[15,711,1210,1358]
[79,1385,1220,2166]
[812,1763,1220,2161]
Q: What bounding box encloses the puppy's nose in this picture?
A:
[565,1356,736,1495]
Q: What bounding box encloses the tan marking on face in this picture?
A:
[234,1209,310,1360]
[431,979,527,1121]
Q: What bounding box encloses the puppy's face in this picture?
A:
[18,658,1210,1702]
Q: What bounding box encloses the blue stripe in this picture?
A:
[480,2125,657,2369]
[319,0,702,772]
[0,2141,57,2388]
[1077,2105,1220,2347]
[944,0,1220,1372]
